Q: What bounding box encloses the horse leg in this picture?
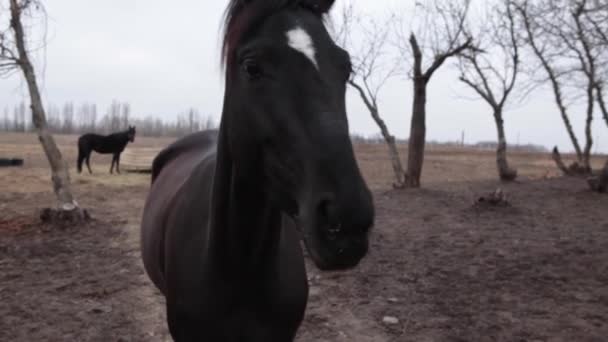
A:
[77,149,84,174]
[110,156,115,174]
[116,153,121,174]
[166,303,208,341]
[86,153,93,174]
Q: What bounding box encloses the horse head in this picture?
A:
[221,0,374,270]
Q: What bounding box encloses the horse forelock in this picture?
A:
[220,0,332,74]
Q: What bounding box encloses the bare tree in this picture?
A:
[396,0,475,187]
[515,0,605,174]
[2,106,9,130]
[62,102,74,134]
[188,108,200,133]
[121,102,130,129]
[581,1,608,128]
[332,2,406,188]
[564,0,599,171]
[0,0,84,220]
[458,0,521,181]
[13,102,26,131]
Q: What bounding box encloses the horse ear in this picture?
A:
[302,0,335,14]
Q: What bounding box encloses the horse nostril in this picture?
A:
[316,194,337,222]
[327,223,342,241]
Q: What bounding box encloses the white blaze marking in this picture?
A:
[286,26,318,70]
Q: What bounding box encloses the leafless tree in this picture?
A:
[2,106,9,130]
[580,1,608,128]
[62,102,74,134]
[12,101,26,131]
[395,0,475,187]
[0,0,85,220]
[515,0,606,174]
[457,0,521,181]
[121,102,130,129]
[332,2,407,188]
[2,97,217,137]
[188,108,200,133]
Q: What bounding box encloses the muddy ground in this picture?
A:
[1,133,607,341]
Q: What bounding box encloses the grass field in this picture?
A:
[1,132,607,341]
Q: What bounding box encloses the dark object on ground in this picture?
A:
[552,147,590,176]
[40,207,91,226]
[0,158,24,167]
[587,160,608,193]
[476,188,510,206]
[500,168,518,182]
[77,126,136,174]
[125,169,151,174]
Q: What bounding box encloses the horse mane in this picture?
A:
[221,0,333,71]
[151,130,219,184]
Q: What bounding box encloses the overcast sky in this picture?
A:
[1,0,606,153]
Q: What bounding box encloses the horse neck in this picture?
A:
[206,125,282,280]
[113,132,130,145]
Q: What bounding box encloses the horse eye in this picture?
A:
[242,58,262,80]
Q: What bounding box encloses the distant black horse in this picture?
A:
[140,0,374,341]
[77,126,136,174]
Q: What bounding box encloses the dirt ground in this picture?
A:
[1,132,607,342]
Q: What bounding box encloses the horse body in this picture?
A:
[77,126,136,174]
[141,1,374,340]
[142,130,308,340]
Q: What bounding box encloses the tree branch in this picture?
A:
[424,37,473,80]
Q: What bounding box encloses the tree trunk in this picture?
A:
[406,78,426,188]
[552,147,571,175]
[348,80,406,188]
[519,9,584,164]
[588,160,608,193]
[10,0,83,218]
[494,110,517,181]
[596,83,608,129]
[582,84,594,172]
[550,76,584,164]
[600,161,608,193]
[369,108,406,188]
[367,107,406,188]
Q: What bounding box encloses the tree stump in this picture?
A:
[552,147,591,176]
[499,168,518,182]
[587,160,608,193]
[40,207,91,227]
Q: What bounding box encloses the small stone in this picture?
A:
[90,304,112,314]
[382,316,399,325]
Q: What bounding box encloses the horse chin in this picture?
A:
[300,226,367,272]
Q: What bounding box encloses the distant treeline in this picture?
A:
[1,100,216,137]
[351,134,549,153]
[2,101,548,153]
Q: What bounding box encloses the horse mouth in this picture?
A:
[297,218,369,272]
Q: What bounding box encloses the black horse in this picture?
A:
[140,0,374,340]
[77,126,136,174]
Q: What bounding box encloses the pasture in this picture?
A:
[1,132,607,341]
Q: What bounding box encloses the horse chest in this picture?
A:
[174,285,307,341]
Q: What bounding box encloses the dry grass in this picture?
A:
[1,132,605,194]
